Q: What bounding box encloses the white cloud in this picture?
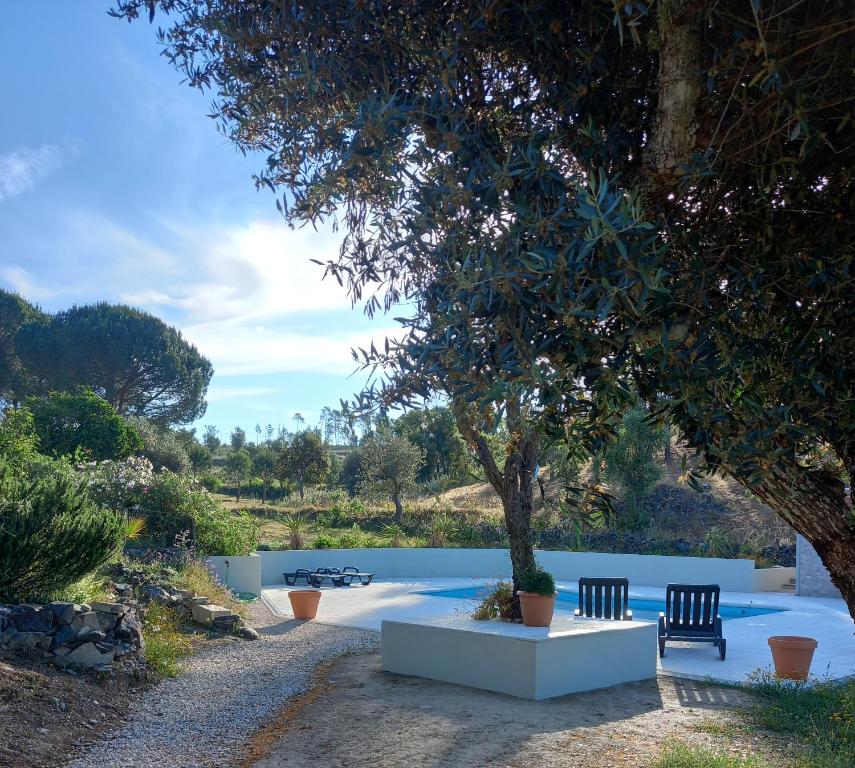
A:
[183,320,399,377]
[118,218,351,322]
[0,143,66,202]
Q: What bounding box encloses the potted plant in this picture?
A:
[517,568,556,627]
[768,635,818,680]
[288,589,322,620]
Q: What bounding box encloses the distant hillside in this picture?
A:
[439,444,794,550]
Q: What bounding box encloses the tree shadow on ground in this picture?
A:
[244,652,752,768]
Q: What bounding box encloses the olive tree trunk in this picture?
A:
[742,462,855,618]
[456,403,539,620]
[392,491,404,522]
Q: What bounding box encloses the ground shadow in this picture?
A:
[243,652,753,768]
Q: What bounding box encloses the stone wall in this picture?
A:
[0,598,143,672]
[796,534,843,599]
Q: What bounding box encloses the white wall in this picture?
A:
[258,548,782,592]
[752,566,796,593]
[208,554,262,597]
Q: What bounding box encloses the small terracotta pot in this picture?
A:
[768,636,818,680]
[288,589,322,620]
[518,591,556,627]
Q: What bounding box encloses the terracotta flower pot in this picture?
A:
[288,589,322,620]
[518,591,556,627]
[768,636,818,680]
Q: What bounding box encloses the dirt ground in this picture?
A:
[0,655,138,768]
[240,653,783,768]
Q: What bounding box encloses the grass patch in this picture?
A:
[47,571,111,604]
[692,720,745,739]
[744,674,854,768]
[651,740,767,768]
[173,560,247,618]
[142,602,194,678]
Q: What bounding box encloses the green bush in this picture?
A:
[194,504,258,556]
[28,389,143,461]
[519,567,555,596]
[313,533,339,549]
[139,471,258,555]
[0,459,125,603]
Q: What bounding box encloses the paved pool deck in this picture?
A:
[261,577,854,685]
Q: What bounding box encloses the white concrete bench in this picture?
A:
[381,614,657,700]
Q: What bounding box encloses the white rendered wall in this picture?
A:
[258,548,783,592]
[208,554,262,596]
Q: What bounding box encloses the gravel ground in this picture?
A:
[67,605,379,768]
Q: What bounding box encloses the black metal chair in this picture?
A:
[658,583,726,660]
[575,577,632,620]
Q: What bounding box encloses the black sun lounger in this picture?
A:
[283,568,314,586]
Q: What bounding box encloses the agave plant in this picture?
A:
[381,523,407,548]
[283,514,308,550]
[427,513,457,548]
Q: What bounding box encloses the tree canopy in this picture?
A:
[359,430,425,521]
[275,430,331,500]
[114,1,855,614]
[0,291,47,406]
[16,301,212,425]
[28,389,144,461]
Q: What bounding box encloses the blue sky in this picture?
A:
[0,2,396,439]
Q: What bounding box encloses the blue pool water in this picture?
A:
[418,586,787,622]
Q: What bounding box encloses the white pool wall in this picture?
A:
[250,548,794,593]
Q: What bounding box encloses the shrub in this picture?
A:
[519,567,555,596]
[427,512,457,547]
[0,459,125,603]
[472,581,515,621]
[127,417,191,474]
[194,504,258,556]
[313,533,338,549]
[337,523,367,549]
[28,389,143,461]
[82,455,155,510]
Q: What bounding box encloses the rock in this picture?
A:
[140,585,170,602]
[6,605,52,633]
[72,612,102,632]
[46,601,79,625]
[212,615,240,631]
[94,611,120,633]
[188,596,210,607]
[5,631,51,652]
[76,628,107,644]
[238,626,260,641]
[114,583,133,596]
[115,609,143,648]
[66,642,114,669]
[190,603,235,626]
[51,624,77,649]
[91,601,128,615]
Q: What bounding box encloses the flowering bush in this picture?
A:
[81,455,155,509]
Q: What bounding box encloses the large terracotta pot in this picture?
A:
[288,589,322,620]
[518,591,556,627]
[768,636,818,680]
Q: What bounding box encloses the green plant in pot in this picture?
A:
[517,568,557,627]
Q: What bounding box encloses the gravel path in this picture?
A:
[68,606,379,768]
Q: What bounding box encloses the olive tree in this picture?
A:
[358,431,424,521]
[114,1,855,615]
[275,430,331,500]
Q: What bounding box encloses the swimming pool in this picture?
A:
[417,586,787,622]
